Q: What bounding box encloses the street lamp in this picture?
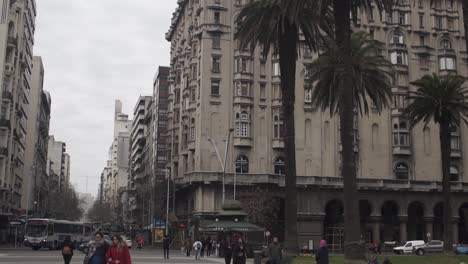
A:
[33,201,37,216]
[208,128,234,205]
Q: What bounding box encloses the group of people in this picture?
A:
[61,231,132,264]
[184,236,217,258]
[315,239,393,264]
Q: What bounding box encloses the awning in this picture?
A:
[200,221,264,232]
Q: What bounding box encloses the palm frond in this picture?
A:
[306,31,394,116]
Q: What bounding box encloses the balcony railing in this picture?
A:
[175,172,468,192]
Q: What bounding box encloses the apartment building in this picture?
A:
[166,0,468,249]
[128,95,152,227]
[22,56,51,216]
[0,0,37,214]
[47,136,69,192]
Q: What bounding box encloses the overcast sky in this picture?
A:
[34,1,175,195]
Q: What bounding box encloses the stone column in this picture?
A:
[369,215,381,243]
[452,217,460,245]
[399,216,408,244]
[424,216,434,241]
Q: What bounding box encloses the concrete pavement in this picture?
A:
[0,248,229,264]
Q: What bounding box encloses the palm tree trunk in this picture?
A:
[440,120,453,251]
[334,0,364,261]
[279,22,298,255]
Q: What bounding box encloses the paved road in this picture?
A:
[0,248,226,264]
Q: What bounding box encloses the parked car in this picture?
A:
[393,240,425,254]
[122,235,132,249]
[77,235,111,254]
[412,240,444,255]
[455,244,468,255]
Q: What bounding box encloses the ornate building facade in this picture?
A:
[166,0,468,249]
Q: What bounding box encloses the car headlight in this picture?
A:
[24,239,28,242]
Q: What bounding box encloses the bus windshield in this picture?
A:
[26,224,47,237]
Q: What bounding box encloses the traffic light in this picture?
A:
[179,224,185,229]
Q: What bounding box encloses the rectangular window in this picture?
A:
[260,84,266,99]
[214,12,220,24]
[273,61,280,76]
[419,15,424,28]
[439,57,456,70]
[212,57,220,73]
[451,136,460,150]
[211,80,220,95]
[260,62,266,76]
[390,51,408,65]
[435,16,443,29]
[304,87,312,103]
[448,19,454,30]
[419,36,425,46]
[212,34,221,49]
[399,12,408,25]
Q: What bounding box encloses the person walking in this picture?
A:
[315,240,329,264]
[185,238,192,256]
[61,236,75,264]
[200,236,205,258]
[221,239,232,264]
[85,231,109,264]
[105,234,132,264]
[136,236,144,250]
[232,238,247,264]
[193,239,203,260]
[267,237,282,264]
[206,236,212,257]
[163,234,171,259]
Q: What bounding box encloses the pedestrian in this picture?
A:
[315,240,329,264]
[136,236,144,250]
[200,236,205,257]
[163,234,171,259]
[61,236,75,264]
[193,239,203,260]
[232,238,247,264]
[267,237,282,264]
[368,254,379,264]
[85,231,109,264]
[222,239,232,264]
[185,238,192,256]
[206,236,212,257]
[105,234,132,264]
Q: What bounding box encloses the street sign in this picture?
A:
[265,231,270,237]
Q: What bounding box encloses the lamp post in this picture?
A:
[208,128,234,205]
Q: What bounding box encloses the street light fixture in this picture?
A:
[208,128,234,205]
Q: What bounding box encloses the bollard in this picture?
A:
[253,250,262,264]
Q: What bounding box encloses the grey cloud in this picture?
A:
[34,0,174,194]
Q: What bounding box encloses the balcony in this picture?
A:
[233,137,252,148]
[0,118,10,129]
[393,145,412,155]
[2,91,12,101]
[272,139,284,149]
[438,48,456,56]
[4,63,14,76]
[233,96,254,106]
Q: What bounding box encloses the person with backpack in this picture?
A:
[193,239,203,260]
[105,234,132,264]
[61,236,75,264]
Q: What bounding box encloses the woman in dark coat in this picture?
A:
[61,236,75,264]
[315,240,329,264]
[86,231,109,264]
[232,238,247,264]
[222,239,233,264]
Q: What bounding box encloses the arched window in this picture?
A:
[450,166,459,182]
[235,110,250,138]
[440,39,453,49]
[235,155,249,174]
[395,162,410,180]
[274,157,285,175]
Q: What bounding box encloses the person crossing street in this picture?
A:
[163,234,171,259]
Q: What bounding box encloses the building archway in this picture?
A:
[324,200,344,253]
[433,202,444,240]
[359,200,372,242]
[459,203,468,243]
[407,201,425,240]
[381,201,399,242]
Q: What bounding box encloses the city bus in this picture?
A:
[24,218,93,250]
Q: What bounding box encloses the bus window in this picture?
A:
[48,224,54,236]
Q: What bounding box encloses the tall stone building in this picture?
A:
[47,136,69,192]
[100,100,131,225]
[23,56,51,216]
[166,0,468,249]
[0,0,37,214]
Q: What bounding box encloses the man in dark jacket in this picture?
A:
[222,239,232,264]
[163,234,171,259]
[315,240,329,264]
[267,238,282,264]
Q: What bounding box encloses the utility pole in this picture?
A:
[165,169,170,235]
[208,128,234,205]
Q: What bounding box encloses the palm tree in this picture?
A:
[330,0,395,260]
[235,0,327,254]
[406,74,468,251]
[306,31,393,260]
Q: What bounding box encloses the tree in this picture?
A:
[238,187,281,232]
[235,0,327,254]
[405,73,468,251]
[47,186,84,221]
[329,0,395,261]
[307,31,393,261]
[86,200,113,224]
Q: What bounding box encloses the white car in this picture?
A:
[393,240,425,254]
[122,236,132,249]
